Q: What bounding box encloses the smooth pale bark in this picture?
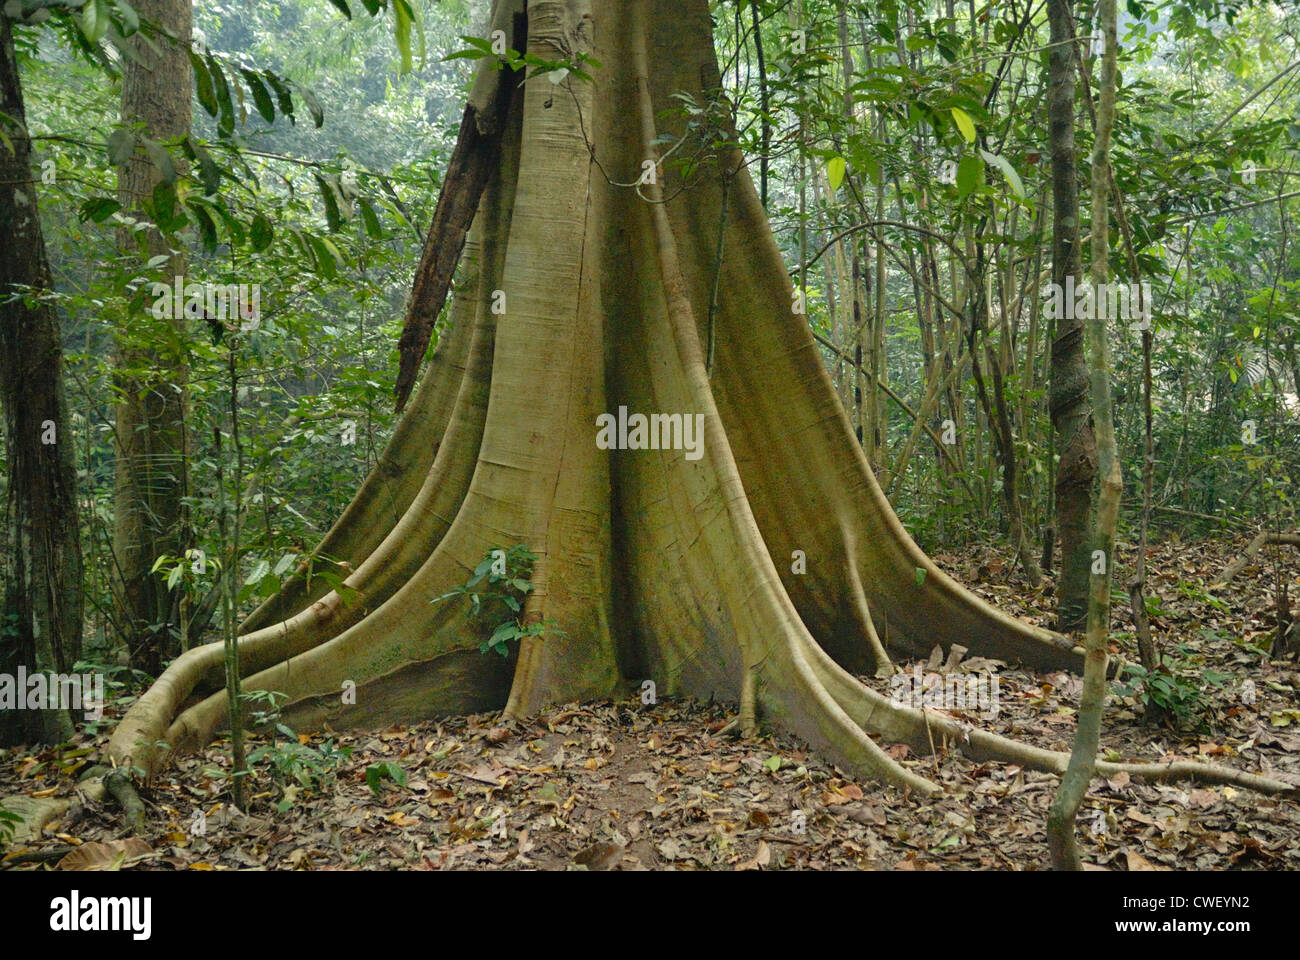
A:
[0,15,84,746]
[113,0,193,675]
[108,0,1293,799]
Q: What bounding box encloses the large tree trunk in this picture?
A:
[1046,0,1095,631]
[0,14,83,745]
[112,0,193,676]
[111,0,1098,792]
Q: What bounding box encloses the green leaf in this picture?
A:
[314,174,343,231]
[152,180,182,232]
[325,0,352,18]
[763,755,782,773]
[978,148,1026,200]
[241,69,276,123]
[365,761,407,795]
[358,197,385,239]
[79,197,121,223]
[114,1,140,36]
[81,0,109,44]
[956,154,983,199]
[142,139,176,184]
[191,140,220,194]
[192,54,218,117]
[186,199,218,251]
[489,621,520,645]
[393,0,414,74]
[296,85,324,129]
[951,107,976,144]
[250,212,273,252]
[827,155,846,192]
[106,127,135,166]
[264,71,295,124]
[206,55,234,137]
[308,234,342,280]
[245,559,271,586]
[915,566,927,585]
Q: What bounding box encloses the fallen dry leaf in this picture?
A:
[574,842,624,870]
[1125,850,1169,872]
[735,841,771,871]
[58,838,153,871]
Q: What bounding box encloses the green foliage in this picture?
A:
[1176,580,1230,614]
[432,545,562,656]
[214,690,353,812]
[446,33,602,85]
[18,0,473,659]
[1115,650,1233,729]
[364,761,407,795]
[0,803,22,854]
[68,659,153,734]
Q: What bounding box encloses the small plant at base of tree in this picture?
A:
[364,761,406,796]
[1115,653,1232,731]
[205,690,350,813]
[431,545,563,656]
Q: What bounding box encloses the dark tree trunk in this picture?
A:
[0,14,84,745]
[1047,0,1096,631]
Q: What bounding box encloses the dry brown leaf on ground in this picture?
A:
[58,838,153,871]
[1125,849,1170,871]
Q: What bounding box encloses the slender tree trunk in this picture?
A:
[217,354,247,809]
[113,0,193,676]
[1127,269,1160,719]
[0,14,83,745]
[1048,0,1122,869]
[1047,0,1096,631]
[750,0,768,208]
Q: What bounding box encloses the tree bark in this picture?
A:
[1047,0,1096,632]
[113,0,193,676]
[392,2,522,413]
[0,14,83,746]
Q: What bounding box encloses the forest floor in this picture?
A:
[2,531,1298,871]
